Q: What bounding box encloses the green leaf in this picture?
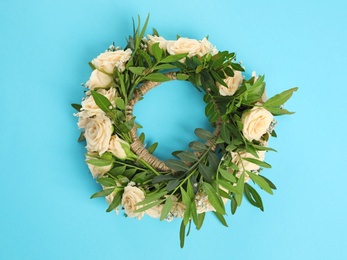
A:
[90,188,114,199]
[167,179,180,192]
[196,212,205,230]
[205,102,214,117]
[219,168,237,183]
[244,183,264,211]
[248,172,273,195]
[208,152,220,171]
[77,131,85,142]
[115,98,125,110]
[180,187,191,225]
[189,141,207,152]
[97,177,116,187]
[198,163,213,183]
[190,201,199,227]
[160,196,173,221]
[71,103,82,112]
[213,212,228,227]
[91,90,112,114]
[144,73,171,82]
[264,106,295,115]
[243,158,272,168]
[259,175,277,190]
[154,64,177,71]
[194,128,214,141]
[136,189,167,206]
[165,159,189,171]
[180,220,186,248]
[151,42,163,61]
[86,159,113,167]
[177,73,190,80]
[202,182,226,215]
[220,123,231,143]
[176,151,198,163]
[263,87,298,108]
[234,172,245,206]
[147,142,158,154]
[152,174,178,184]
[160,53,187,63]
[134,199,163,213]
[108,166,126,176]
[231,196,237,215]
[128,66,145,75]
[106,191,122,212]
[217,179,239,194]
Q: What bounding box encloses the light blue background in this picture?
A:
[1,0,346,259]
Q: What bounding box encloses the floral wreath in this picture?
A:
[72,16,297,247]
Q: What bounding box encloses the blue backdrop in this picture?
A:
[1,0,346,259]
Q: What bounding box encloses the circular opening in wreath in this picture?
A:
[133,80,212,161]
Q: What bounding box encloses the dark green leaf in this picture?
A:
[90,188,114,199]
[176,151,198,163]
[189,141,207,152]
[152,174,178,184]
[220,123,231,143]
[167,179,180,192]
[198,163,213,182]
[71,103,82,112]
[234,172,245,206]
[194,128,214,141]
[259,175,277,190]
[205,102,215,117]
[106,191,122,212]
[165,159,189,171]
[208,152,220,171]
[147,142,158,154]
[213,212,228,227]
[244,183,264,211]
[91,90,112,114]
[136,189,167,206]
[77,131,85,142]
[231,196,237,215]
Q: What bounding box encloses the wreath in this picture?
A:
[72,16,297,247]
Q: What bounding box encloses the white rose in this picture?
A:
[121,186,145,219]
[147,35,168,52]
[145,204,163,219]
[230,150,266,182]
[79,88,117,119]
[92,49,132,73]
[77,116,89,129]
[217,70,243,96]
[108,135,130,159]
[85,156,113,178]
[199,37,218,57]
[85,114,113,155]
[86,69,113,90]
[166,37,201,58]
[242,107,274,141]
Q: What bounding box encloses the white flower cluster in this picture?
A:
[75,49,133,178]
